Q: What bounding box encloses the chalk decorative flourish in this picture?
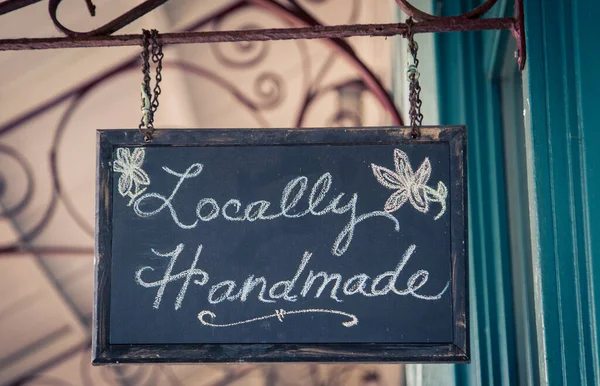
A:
[198,308,358,328]
[371,149,447,220]
[113,147,150,206]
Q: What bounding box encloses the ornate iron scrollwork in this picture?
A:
[47,0,168,36]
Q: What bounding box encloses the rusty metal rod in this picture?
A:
[0,18,516,51]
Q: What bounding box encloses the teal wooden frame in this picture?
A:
[434,0,600,384]
[435,0,521,384]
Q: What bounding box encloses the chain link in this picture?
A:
[405,18,423,139]
[139,29,163,142]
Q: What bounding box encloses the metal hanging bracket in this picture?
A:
[0,0,526,69]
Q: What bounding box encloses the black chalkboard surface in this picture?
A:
[93,127,467,364]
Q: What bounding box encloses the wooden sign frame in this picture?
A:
[93,126,468,364]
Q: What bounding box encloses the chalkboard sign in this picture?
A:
[93,127,468,364]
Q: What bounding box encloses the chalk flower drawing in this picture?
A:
[371,149,448,220]
[113,147,151,206]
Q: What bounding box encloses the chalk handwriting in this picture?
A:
[134,243,450,309]
[133,164,203,229]
[132,167,399,256]
[135,243,208,310]
[123,149,455,331]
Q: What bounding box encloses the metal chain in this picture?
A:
[139,29,163,142]
[150,29,163,117]
[405,18,423,139]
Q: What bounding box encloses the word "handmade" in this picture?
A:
[135,243,450,311]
